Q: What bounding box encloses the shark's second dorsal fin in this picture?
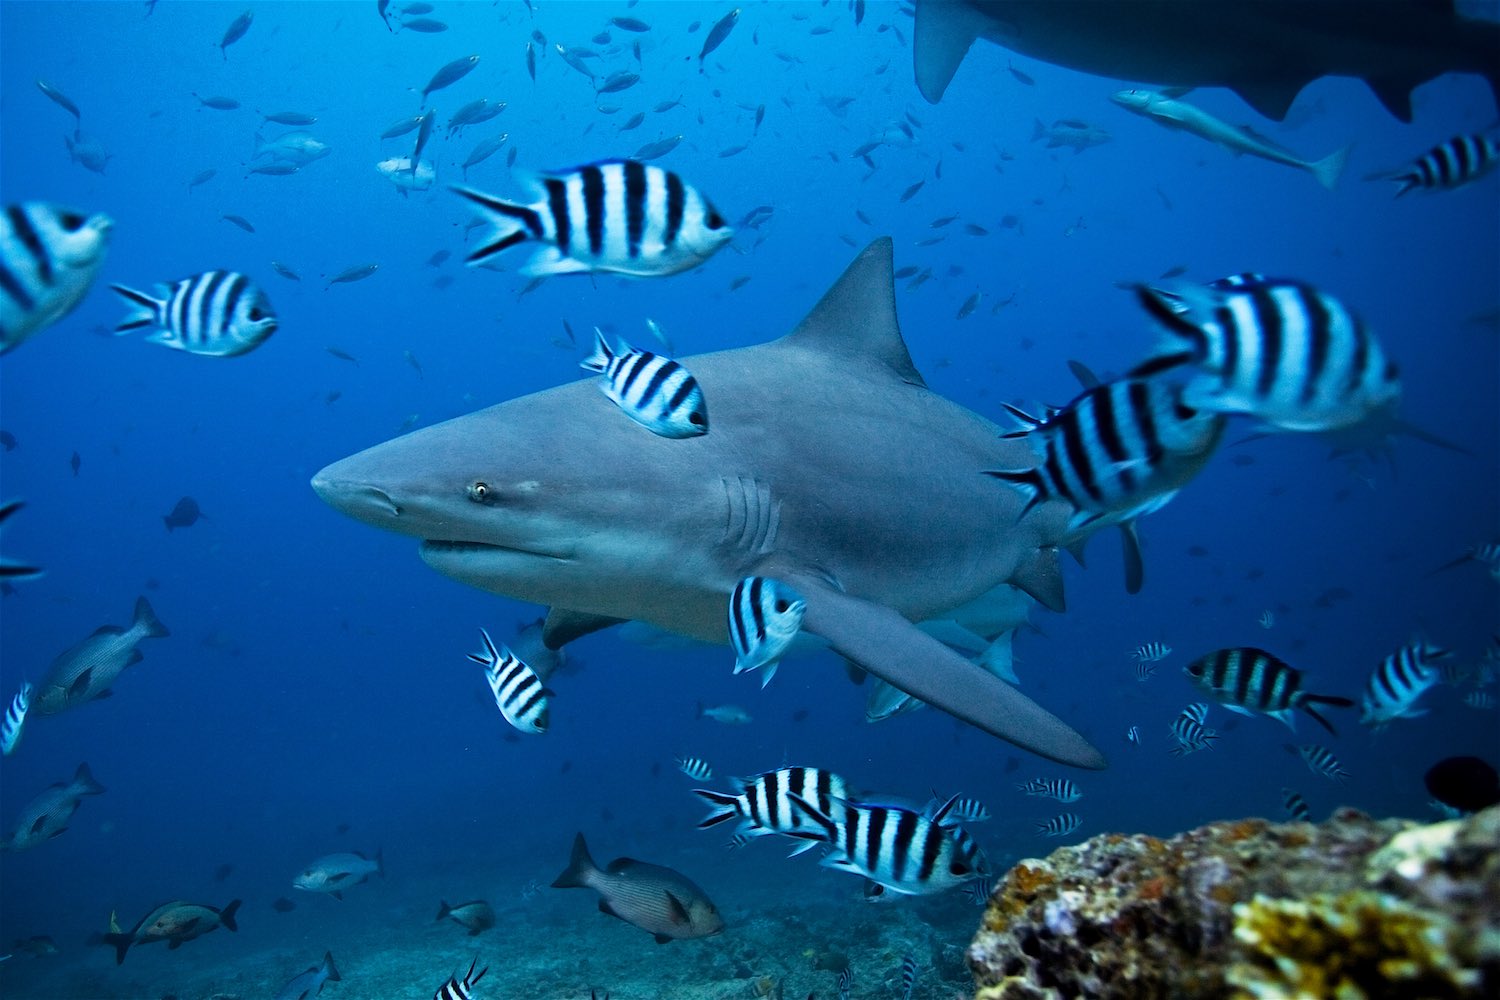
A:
[781,237,926,389]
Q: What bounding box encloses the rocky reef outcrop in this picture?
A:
[968,806,1499,999]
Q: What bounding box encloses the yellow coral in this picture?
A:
[1226,891,1481,999]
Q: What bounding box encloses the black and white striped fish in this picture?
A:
[675,754,713,781]
[932,794,990,824]
[1015,777,1081,803]
[1036,812,1081,838]
[1180,702,1211,725]
[580,329,707,438]
[693,766,851,853]
[1359,639,1449,729]
[988,371,1223,594]
[728,576,805,686]
[110,270,277,357]
[1288,743,1350,782]
[1,202,112,354]
[1125,725,1141,745]
[1,682,31,756]
[786,792,986,896]
[1184,647,1354,735]
[433,958,486,1000]
[899,954,918,1000]
[1133,276,1400,432]
[963,876,994,906]
[1281,787,1311,822]
[836,966,853,1000]
[1132,641,1172,663]
[466,627,550,734]
[1167,714,1218,756]
[1381,134,1500,196]
[453,159,733,277]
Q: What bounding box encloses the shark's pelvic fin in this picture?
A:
[1010,547,1066,613]
[542,607,624,649]
[779,237,926,388]
[789,573,1106,770]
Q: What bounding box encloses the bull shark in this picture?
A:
[312,239,1106,770]
[914,0,1500,122]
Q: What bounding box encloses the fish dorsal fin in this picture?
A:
[780,238,926,388]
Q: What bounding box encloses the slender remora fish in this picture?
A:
[1110,89,1349,189]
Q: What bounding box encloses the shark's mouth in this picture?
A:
[420,539,572,563]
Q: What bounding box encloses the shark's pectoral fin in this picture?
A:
[541,608,624,649]
[1010,547,1065,613]
[788,575,1105,770]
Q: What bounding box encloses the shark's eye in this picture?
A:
[467,481,494,503]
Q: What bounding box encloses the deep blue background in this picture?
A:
[1,0,1496,980]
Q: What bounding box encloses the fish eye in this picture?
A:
[248,307,267,321]
[1187,662,1202,675]
[774,599,789,613]
[689,411,706,426]
[950,860,971,876]
[58,212,86,231]
[467,481,495,503]
[706,209,726,230]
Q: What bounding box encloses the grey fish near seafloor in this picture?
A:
[551,832,725,942]
[33,597,170,715]
[312,238,1107,770]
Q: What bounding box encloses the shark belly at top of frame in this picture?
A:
[312,238,1107,770]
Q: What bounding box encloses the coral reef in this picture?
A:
[968,806,1499,999]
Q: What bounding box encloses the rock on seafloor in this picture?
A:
[967,806,1499,999]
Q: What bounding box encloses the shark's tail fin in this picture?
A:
[1310,143,1352,191]
[451,186,543,265]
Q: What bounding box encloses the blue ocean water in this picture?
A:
[1,2,1497,998]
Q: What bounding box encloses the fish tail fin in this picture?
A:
[73,762,106,796]
[1301,694,1355,736]
[1311,143,1351,191]
[580,327,614,373]
[436,900,452,922]
[984,469,1049,515]
[692,789,742,828]
[219,899,241,932]
[374,847,384,877]
[109,284,163,334]
[133,596,170,639]
[1133,283,1205,341]
[451,186,542,264]
[100,932,132,965]
[1031,118,1046,142]
[324,951,342,981]
[551,832,596,888]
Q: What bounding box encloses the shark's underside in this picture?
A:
[914,0,1500,122]
[313,238,1107,769]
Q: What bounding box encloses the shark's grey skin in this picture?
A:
[913,0,1500,122]
[312,239,1105,770]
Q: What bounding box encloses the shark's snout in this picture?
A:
[311,470,402,522]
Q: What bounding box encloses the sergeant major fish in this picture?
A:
[434,958,486,1000]
[34,597,169,715]
[1,682,32,755]
[694,765,851,852]
[551,832,725,942]
[293,850,384,899]
[1132,276,1401,433]
[1374,133,1500,196]
[581,329,708,438]
[787,792,987,896]
[1360,639,1449,729]
[1015,777,1080,802]
[1183,647,1354,734]
[988,365,1223,595]
[0,202,113,354]
[1288,743,1350,782]
[111,271,277,357]
[728,576,805,685]
[1036,812,1082,837]
[467,627,550,734]
[1,763,105,851]
[453,159,733,277]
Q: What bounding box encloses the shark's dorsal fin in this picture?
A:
[781,238,926,389]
